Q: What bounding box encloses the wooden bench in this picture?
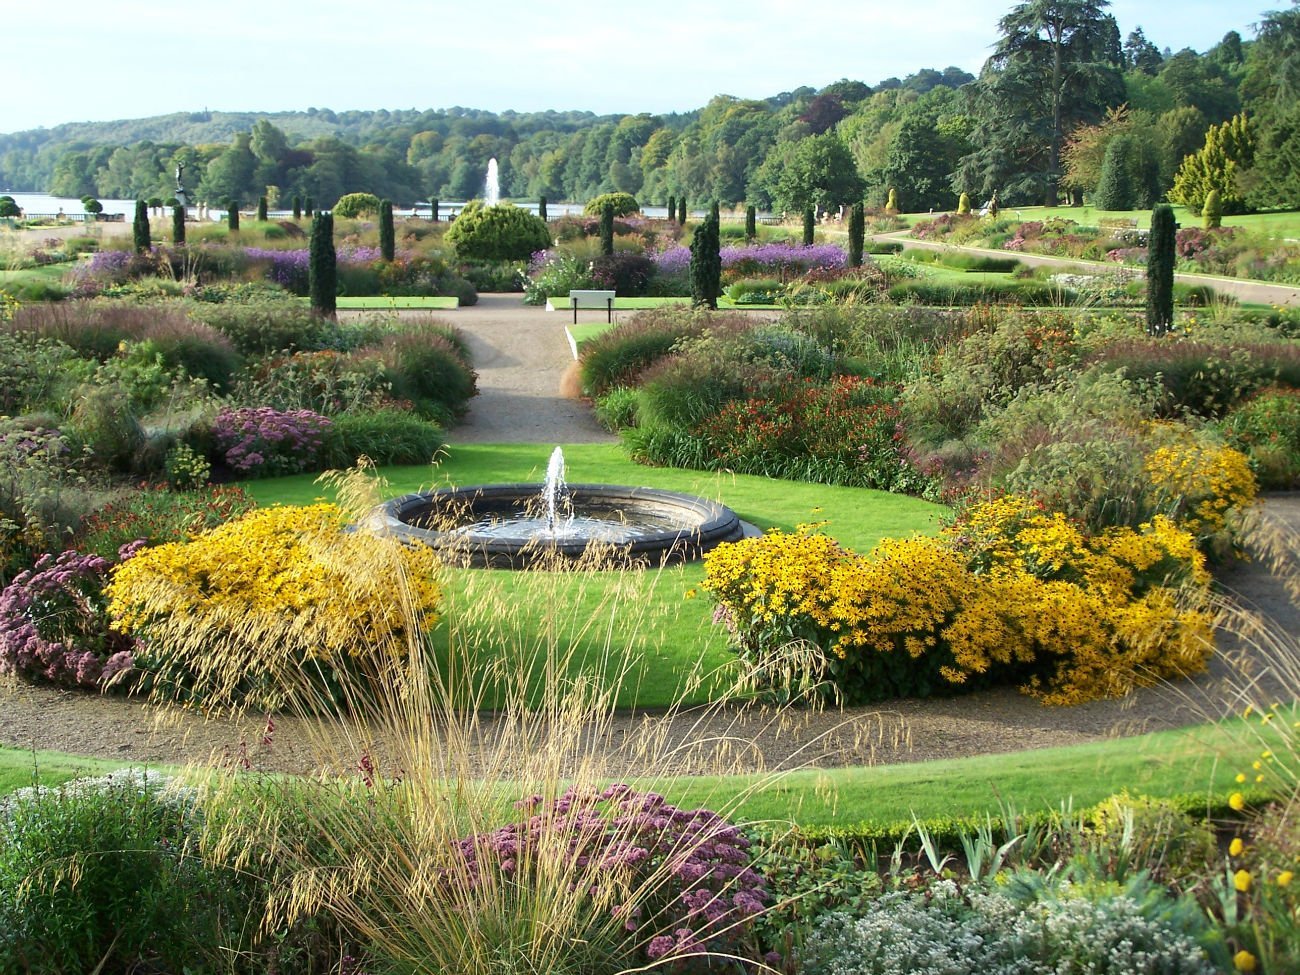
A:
[568,289,616,324]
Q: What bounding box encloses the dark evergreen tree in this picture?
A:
[305,196,314,218]
[430,198,439,222]
[689,211,721,309]
[227,200,239,231]
[379,199,395,261]
[257,195,268,222]
[745,204,756,240]
[171,204,185,246]
[599,203,615,256]
[802,206,815,246]
[667,195,676,222]
[677,197,687,223]
[292,196,302,220]
[132,199,149,253]
[848,202,865,267]
[310,211,337,320]
[538,196,547,222]
[1146,204,1176,336]
[1094,133,1136,210]
[710,200,720,225]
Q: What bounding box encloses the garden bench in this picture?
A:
[568,289,616,324]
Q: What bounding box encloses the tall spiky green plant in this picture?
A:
[379,199,396,262]
[848,202,865,268]
[1146,204,1176,336]
[309,211,337,319]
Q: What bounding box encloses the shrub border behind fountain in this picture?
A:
[375,483,745,569]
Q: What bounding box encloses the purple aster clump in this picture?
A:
[720,242,848,276]
[213,406,332,477]
[68,249,134,294]
[244,247,310,293]
[451,785,767,969]
[0,549,137,691]
[338,244,382,265]
[653,246,692,276]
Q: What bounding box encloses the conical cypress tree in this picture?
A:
[689,211,721,310]
[710,200,720,225]
[667,195,676,223]
[309,211,337,320]
[430,198,439,222]
[957,192,971,215]
[379,199,395,261]
[1202,189,1223,229]
[745,205,756,240]
[802,207,815,246]
[171,204,185,246]
[677,198,686,223]
[538,197,547,222]
[886,187,899,213]
[1146,204,1176,336]
[1095,135,1136,211]
[292,196,302,221]
[227,200,239,231]
[848,202,865,267]
[257,196,268,222]
[600,203,615,256]
[132,199,150,253]
[305,196,314,218]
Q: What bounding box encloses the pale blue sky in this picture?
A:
[0,0,1270,133]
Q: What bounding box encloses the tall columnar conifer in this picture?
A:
[538,197,547,222]
[132,199,149,253]
[667,195,676,223]
[1202,189,1223,229]
[957,192,971,215]
[1146,203,1176,336]
[379,199,395,261]
[745,204,756,240]
[710,200,720,225]
[310,211,337,320]
[305,196,314,218]
[292,196,302,220]
[689,211,721,310]
[677,197,686,224]
[802,207,815,246]
[848,202,865,267]
[430,198,439,222]
[600,203,615,256]
[886,187,899,213]
[171,205,185,246]
[227,200,239,231]
[257,196,268,222]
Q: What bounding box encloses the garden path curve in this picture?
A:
[0,296,1296,777]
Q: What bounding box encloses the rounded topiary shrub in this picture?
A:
[332,192,383,218]
[445,201,551,261]
[583,192,639,217]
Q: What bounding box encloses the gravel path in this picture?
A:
[1,295,1296,775]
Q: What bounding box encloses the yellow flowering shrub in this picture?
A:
[107,504,442,710]
[1143,436,1257,538]
[702,496,1214,705]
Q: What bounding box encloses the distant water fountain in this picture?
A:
[485,157,499,206]
[374,447,745,568]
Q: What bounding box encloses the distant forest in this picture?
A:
[2,1,1297,213]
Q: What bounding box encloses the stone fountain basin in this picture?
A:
[375,484,745,569]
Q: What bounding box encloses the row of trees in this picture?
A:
[4,2,1297,214]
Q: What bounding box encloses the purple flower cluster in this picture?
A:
[68,249,134,294]
[654,243,848,278]
[213,406,332,477]
[452,785,766,967]
[338,244,382,265]
[0,549,136,691]
[244,247,310,292]
[0,426,69,462]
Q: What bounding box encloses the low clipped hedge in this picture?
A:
[887,279,1070,306]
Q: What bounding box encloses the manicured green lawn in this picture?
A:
[918,204,1300,238]
[556,296,781,313]
[0,265,70,286]
[243,444,948,708]
[312,296,459,309]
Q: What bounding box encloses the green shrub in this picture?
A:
[887,279,1069,306]
[577,307,708,396]
[938,253,1022,273]
[725,278,784,304]
[132,199,150,254]
[66,384,145,472]
[379,198,395,261]
[310,210,337,318]
[445,201,551,262]
[1218,386,1300,488]
[0,770,263,974]
[590,252,655,296]
[1147,203,1176,335]
[321,409,445,467]
[74,483,255,559]
[583,192,639,217]
[592,386,641,431]
[0,331,83,415]
[379,321,477,420]
[865,240,904,255]
[332,192,382,218]
[191,298,332,355]
[1202,189,1223,229]
[957,191,971,214]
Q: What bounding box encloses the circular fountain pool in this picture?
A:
[374,483,745,569]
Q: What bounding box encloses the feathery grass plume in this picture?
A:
[181,462,855,973]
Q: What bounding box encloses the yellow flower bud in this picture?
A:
[1234,950,1258,972]
[1278,870,1293,887]
[1229,838,1244,857]
[1229,793,1246,812]
[1235,773,1247,784]
[1234,869,1252,892]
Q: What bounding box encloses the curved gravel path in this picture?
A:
[1,296,1296,776]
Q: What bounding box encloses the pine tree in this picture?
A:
[171,204,185,246]
[227,200,239,231]
[309,211,337,320]
[745,204,756,240]
[379,199,395,261]
[677,198,686,223]
[1146,204,1176,336]
[1202,189,1223,229]
[1168,112,1255,214]
[600,202,615,256]
[538,197,547,222]
[132,199,150,253]
[667,195,676,223]
[802,207,815,246]
[848,202,865,267]
[257,195,268,222]
[689,211,721,309]
[292,196,302,220]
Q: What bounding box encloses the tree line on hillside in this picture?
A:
[2,0,1297,215]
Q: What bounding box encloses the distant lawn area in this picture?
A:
[242,443,948,709]
[903,204,1300,238]
[553,296,780,314]
[326,296,459,309]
